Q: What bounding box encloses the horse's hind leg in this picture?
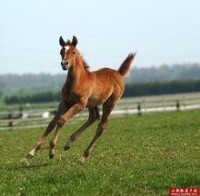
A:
[79,99,117,164]
[64,107,100,150]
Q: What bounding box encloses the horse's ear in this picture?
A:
[59,36,66,47]
[71,36,78,47]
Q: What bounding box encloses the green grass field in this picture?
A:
[0,110,200,195]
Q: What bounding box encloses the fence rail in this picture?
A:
[1,92,200,131]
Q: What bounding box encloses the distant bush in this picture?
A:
[123,80,200,97]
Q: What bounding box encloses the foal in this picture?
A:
[28,36,136,163]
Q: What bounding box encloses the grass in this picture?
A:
[0,110,200,195]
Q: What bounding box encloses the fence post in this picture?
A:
[137,102,142,116]
[176,100,180,111]
[8,113,13,128]
[19,105,23,118]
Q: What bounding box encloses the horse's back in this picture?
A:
[93,68,123,84]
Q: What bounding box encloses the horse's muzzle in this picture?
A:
[61,61,68,70]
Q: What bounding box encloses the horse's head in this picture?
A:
[59,36,78,70]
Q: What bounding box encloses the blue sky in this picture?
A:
[0,0,200,74]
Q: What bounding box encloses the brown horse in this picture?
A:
[28,36,136,163]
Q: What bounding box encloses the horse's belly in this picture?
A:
[86,97,106,107]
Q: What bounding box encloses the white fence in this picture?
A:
[0,92,200,131]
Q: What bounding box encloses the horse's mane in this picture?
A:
[80,55,90,71]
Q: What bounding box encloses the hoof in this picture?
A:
[79,156,86,165]
[64,145,71,151]
[27,149,35,159]
[49,153,54,159]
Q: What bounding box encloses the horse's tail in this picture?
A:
[118,53,136,77]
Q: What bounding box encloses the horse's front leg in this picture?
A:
[27,102,67,158]
[57,99,87,127]
[49,99,87,159]
[27,115,59,158]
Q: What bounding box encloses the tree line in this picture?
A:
[126,63,200,82]
[123,80,200,97]
[1,64,200,91]
[5,91,60,105]
[4,80,200,104]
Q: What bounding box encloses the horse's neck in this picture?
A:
[65,57,87,87]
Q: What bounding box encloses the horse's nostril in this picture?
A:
[61,61,68,66]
